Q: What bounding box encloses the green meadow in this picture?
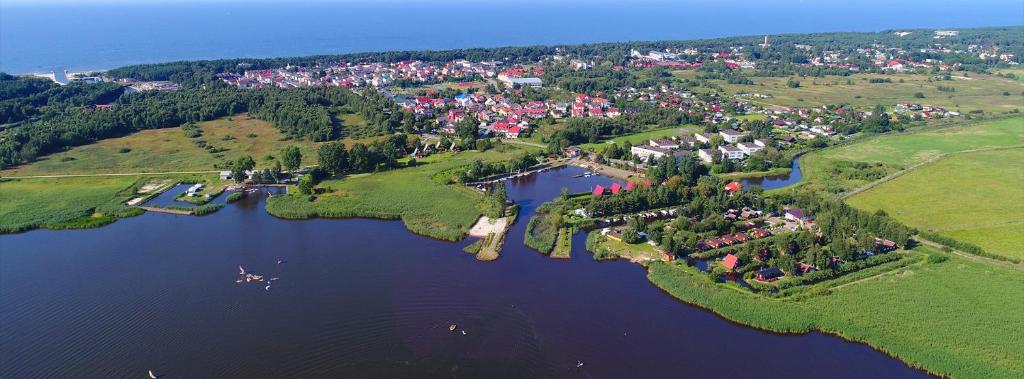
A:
[266,144,541,241]
[688,71,1024,114]
[847,148,1024,259]
[648,248,1024,379]
[0,115,322,177]
[800,116,1024,194]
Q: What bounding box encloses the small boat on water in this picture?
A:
[461,330,467,336]
[576,361,584,368]
[449,324,457,332]
[148,369,158,378]
[265,285,271,291]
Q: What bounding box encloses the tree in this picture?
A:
[317,142,349,177]
[281,146,302,171]
[270,159,283,182]
[230,155,256,183]
[298,174,315,195]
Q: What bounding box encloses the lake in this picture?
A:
[0,166,926,377]
[2,0,1022,73]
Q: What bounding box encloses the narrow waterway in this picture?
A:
[0,165,924,378]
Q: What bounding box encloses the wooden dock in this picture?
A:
[464,160,569,187]
[139,206,193,216]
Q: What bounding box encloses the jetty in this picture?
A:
[464,159,569,187]
[139,206,193,216]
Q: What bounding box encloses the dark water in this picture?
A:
[2,0,1021,73]
[0,166,926,378]
[740,158,804,190]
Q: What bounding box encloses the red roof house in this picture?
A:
[593,185,606,198]
[625,181,635,191]
[723,254,739,270]
[724,181,743,193]
[610,183,622,194]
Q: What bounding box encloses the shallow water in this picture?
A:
[0,166,925,378]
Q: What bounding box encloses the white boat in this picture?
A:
[576,361,584,368]
[238,266,246,275]
[149,370,158,378]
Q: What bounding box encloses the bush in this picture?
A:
[118,147,131,153]
[226,191,246,203]
[918,232,1020,263]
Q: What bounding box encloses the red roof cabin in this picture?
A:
[722,254,740,270]
[720,235,737,246]
[625,181,635,191]
[593,185,606,198]
[610,182,623,194]
[724,181,743,193]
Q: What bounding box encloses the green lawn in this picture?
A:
[847,148,1024,259]
[648,248,1024,379]
[577,124,699,152]
[266,145,541,241]
[701,71,1024,113]
[800,117,1024,194]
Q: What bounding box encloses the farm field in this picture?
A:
[648,248,1024,379]
[0,115,321,177]
[686,71,1024,113]
[799,116,1024,194]
[847,148,1024,259]
[265,144,541,241]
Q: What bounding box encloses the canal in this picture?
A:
[0,165,925,378]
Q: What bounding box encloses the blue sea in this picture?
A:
[1,0,1022,74]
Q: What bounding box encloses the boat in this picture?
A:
[449,324,457,332]
[149,370,158,378]
[238,266,246,275]
[576,361,584,368]
[264,285,271,291]
[461,330,467,336]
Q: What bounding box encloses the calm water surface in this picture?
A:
[0,166,926,378]
[740,158,804,190]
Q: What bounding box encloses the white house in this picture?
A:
[718,145,746,160]
[631,145,671,162]
[649,139,678,150]
[719,129,748,143]
[694,132,714,144]
[698,148,716,163]
[737,142,763,155]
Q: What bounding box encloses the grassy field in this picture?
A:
[0,173,222,233]
[0,176,140,232]
[265,144,541,241]
[847,148,1024,259]
[800,117,1024,194]
[648,248,1024,379]
[683,71,1024,113]
[0,115,321,176]
[577,125,699,152]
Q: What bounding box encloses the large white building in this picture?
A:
[719,129,749,143]
[631,145,672,162]
[737,142,763,155]
[719,145,746,160]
